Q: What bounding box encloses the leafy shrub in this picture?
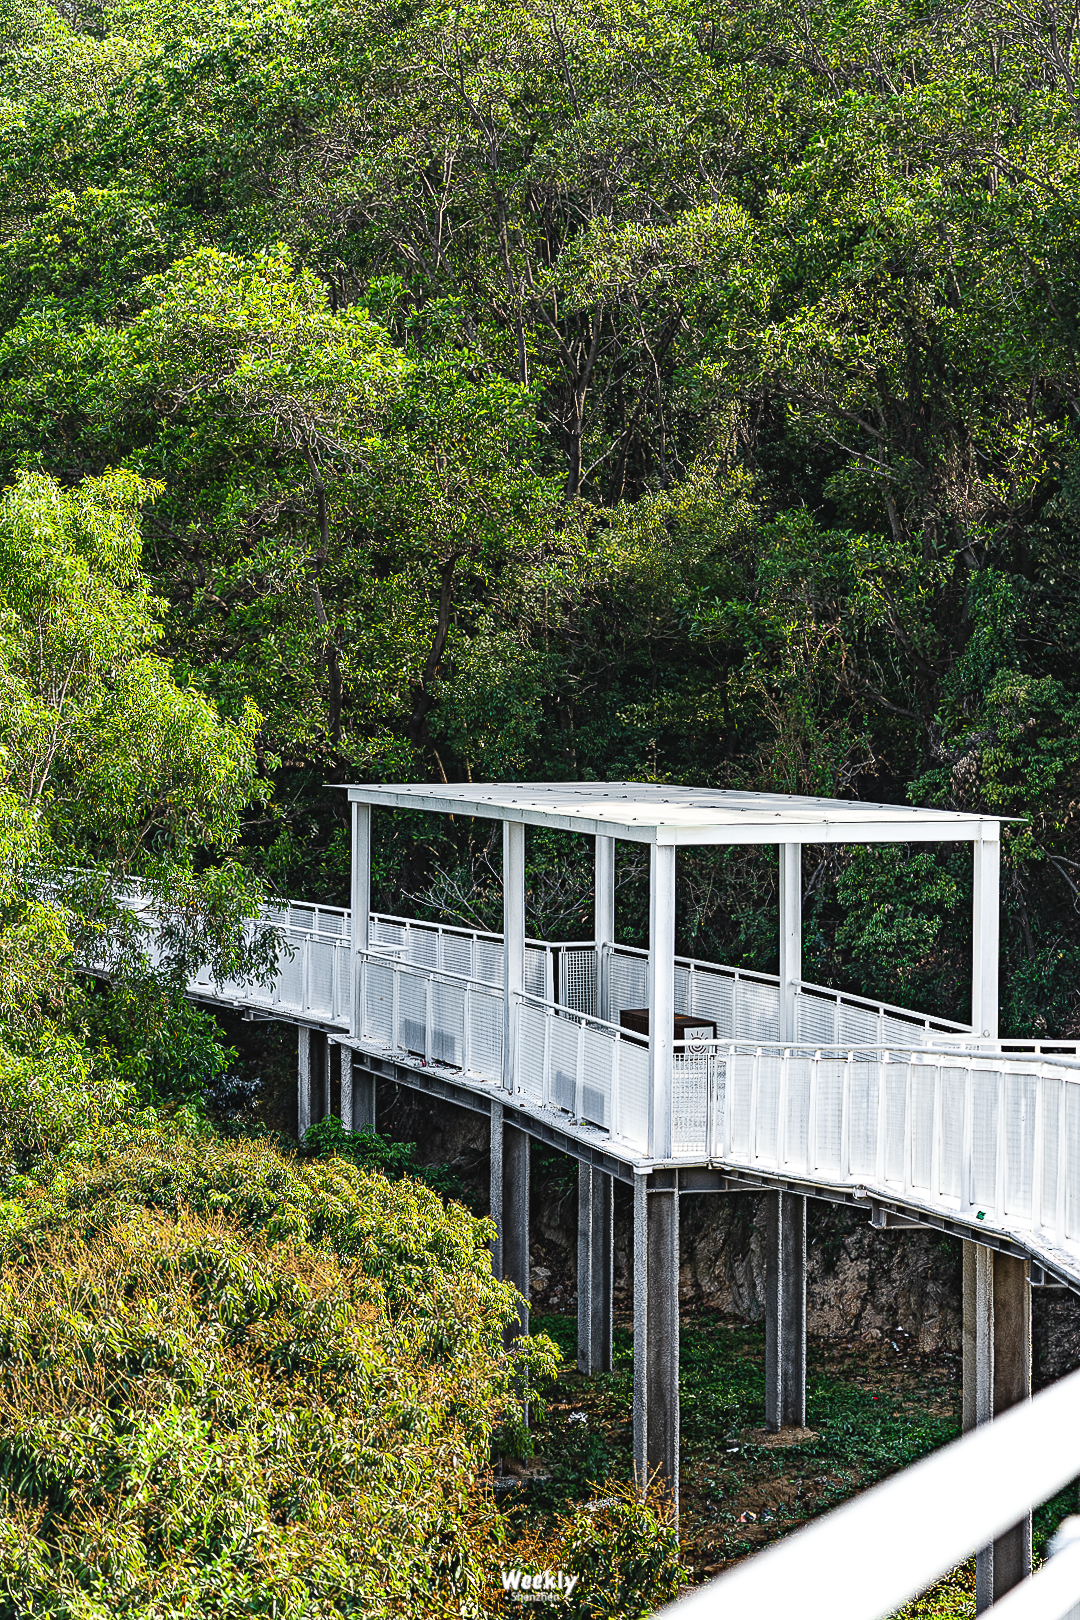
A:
[302,1115,478,1209]
[0,1125,561,1617]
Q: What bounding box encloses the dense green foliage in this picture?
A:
[1,0,1078,1024]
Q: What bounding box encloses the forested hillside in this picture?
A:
[4,0,1079,1032]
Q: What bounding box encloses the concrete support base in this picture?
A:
[298,1027,312,1139]
[964,1242,1032,1612]
[765,1191,807,1432]
[490,1102,530,1342]
[340,1047,375,1133]
[577,1164,613,1374]
[633,1173,679,1519]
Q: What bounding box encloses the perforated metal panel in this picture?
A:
[524,945,550,999]
[1004,1073,1036,1219]
[277,953,304,1012]
[308,942,335,1017]
[735,979,780,1042]
[911,1067,935,1190]
[1067,1082,1080,1240]
[883,1013,926,1049]
[618,1039,650,1151]
[672,1052,709,1156]
[364,962,393,1044]
[582,1027,614,1130]
[408,926,438,969]
[885,1066,907,1184]
[551,1016,579,1113]
[517,1003,547,1102]
[674,963,690,1016]
[785,1059,811,1172]
[729,1055,754,1158]
[815,1060,845,1176]
[848,1062,879,1177]
[443,933,473,978]
[797,993,838,1046]
[971,1071,999,1207]
[609,950,647,1017]
[475,939,504,987]
[432,980,466,1067]
[940,1069,966,1200]
[839,1003,880,1047]
[467,993,502,1079]
[1041,1078,1062,1228]
[399,973,427,1056]
[689,970,734,1038]
[755,1054,782,1163]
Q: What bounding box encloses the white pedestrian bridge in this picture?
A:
[111,783,1080,1615]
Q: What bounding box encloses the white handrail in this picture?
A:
[657,1364,1080,1620]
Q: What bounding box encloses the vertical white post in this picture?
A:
[779,843,801,1045]
[350,800,371,1040]
[648,842,676,1160]
[595,835,615,1022]
[503,820,525,1095]
[972,829,1000,1040]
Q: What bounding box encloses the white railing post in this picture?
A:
[779,843,801,1044]
[648,842,677,1160]
[972,829,1000,1040]
[503,820,525,1095]
[350,800,370,1040]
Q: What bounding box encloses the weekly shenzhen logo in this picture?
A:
[500,1568,580,1603]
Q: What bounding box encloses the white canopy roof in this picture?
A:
[345,782,1004,847]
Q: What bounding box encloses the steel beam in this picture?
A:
[577,1163,613,1373]
[765,1190,807,1431]
[965,1242,1031,1612]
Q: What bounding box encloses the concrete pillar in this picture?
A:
[765,1191,807,1431]
[779,844,801,1044]
[648,844,676,1160]
[307,1031,328,1120]
[298,1026,312,1139]
[577,1163,614,1374]
[633,1172,679,1518]
[595,835,615,1021]
[342,1048,375,1133]
[972,832,1000,1040]
[489,1101,529,1342]
[964,1242,1031,1612]
[503,820,525,1095]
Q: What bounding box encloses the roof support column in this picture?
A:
[648,843,676,1160]
[765,1190,807,1431]
[965,1243,1031,1612]
[779,844,802,1045]
[577,1163,613,1373]
[350,801,371,1040]
[972,830,1000,1041]
[503,820,525,1096]
[595,835,615,1022]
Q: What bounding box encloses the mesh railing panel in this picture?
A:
[885,1066,906,1183]
[940,1069,966,1201]
[561,948,597,1016]
[1004,1073,1036,1219]
[785,1058,811,1170]
[517,1003,547,1102]
[971,1071,999,1207]
[364,962,393,1045]
[729,1055,754,1157]
[467,993,502,1078]
[911,1068,935,1191]
[432,980,465,1068]
[1042,1079,1062,1228]
[399,973,427,1056]
[689,971,734,1037]
[442,933,473,978]
[524,945,549,998]
[1067,1083,1080,1240]
[308,942,336,1017]
[550,1016,580,1113]
[735,979,779,1042]
[581,1027,614,1131]
[755,1054,782,1163]
[475,939,505,987]
[672,1052,709,1156]
[848,1063,879,1178]
[797,993,838,1046]
[618,1039,650,1151]
[609,951,647,1017]
[815,1060,845,1176]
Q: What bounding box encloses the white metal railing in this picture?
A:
[659,1361,1080,1620]
[357,949,505,1079]
[514,991,652,1152]
[666,1041,1080,1262]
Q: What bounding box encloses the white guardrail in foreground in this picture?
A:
[658,1364,1080,1620]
